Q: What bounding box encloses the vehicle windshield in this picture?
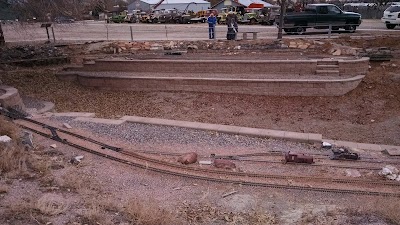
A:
[387,5,400,12]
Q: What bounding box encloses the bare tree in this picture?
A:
[0,23,4,46]
[277,0,287,40]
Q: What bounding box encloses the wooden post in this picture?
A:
[0,22,5,46]
[130,26,133,41]
[51,27,56,42]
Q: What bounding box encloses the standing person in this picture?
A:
[226,11,238,40]
[207,13,217,39]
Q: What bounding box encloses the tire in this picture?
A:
[250,18,256,25]
[284,28,295,35]
[386,24,396,29]
[345,25,356,33]
[294,26,306,35]
[153,18,158,23]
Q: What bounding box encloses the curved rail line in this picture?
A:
[130,150,391,171]
[2,110,400,197]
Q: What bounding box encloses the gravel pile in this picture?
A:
[49,116,316,154]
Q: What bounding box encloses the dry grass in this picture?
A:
[36,193,69,215]
[1,199,34,222]
[0,116,19,140]
[58,167,100,193]
[369,198,400,224]
[124,198,183,225]
[80,203,115,225]
[0,144,29,176]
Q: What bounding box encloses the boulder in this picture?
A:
[213,159,236,169]
[0,135,12,143]
[178,152,198,165]
[345,169,361,178]
[187,44,198,50]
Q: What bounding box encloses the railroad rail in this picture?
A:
[2,108,400,197]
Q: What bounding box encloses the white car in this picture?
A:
[381,5,400,29]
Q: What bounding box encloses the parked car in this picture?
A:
[276,4,362,34]
[54,16,75,23]
[381,4,400,29]
[158,9,182,23]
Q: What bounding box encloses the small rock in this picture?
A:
[345,169,361,178]
[0,135,12,143]
[213,159,236,169]
[387,174,398,180]
[50,144,57,148]
[187,44,198,50]
[70,155,84,165]
[199,160,212,165]
[298,44,308,49]
[332,49,341,56]
[21,131,34,148]
[322,141,332,149]
[178,152,198,164]
[63,123,72,129]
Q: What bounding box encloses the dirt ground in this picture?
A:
[1,36,400,224]
[1,36,400,146]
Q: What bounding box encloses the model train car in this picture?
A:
[330,148,360,160]
[284,151,314,164]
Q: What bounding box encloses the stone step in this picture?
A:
[58,71,348,80]
[316,65,339,70]
[317,60,339,65]
[315,70,340,76]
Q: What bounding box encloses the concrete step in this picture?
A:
[315,70,340,76]
[317,60,339,65]
[316,65,339,70]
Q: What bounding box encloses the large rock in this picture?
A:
[0,135,12,143]
[213,159,236,169]
[379,165,399,181]
[177,152,198,165]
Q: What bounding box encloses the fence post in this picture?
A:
[328,24,332,39]
[51,27,56,42]
[106,25,109,41]
[130,26,133,41]
[165,25,168,40]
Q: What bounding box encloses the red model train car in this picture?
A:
[284,151,314,164]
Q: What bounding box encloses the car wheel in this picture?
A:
[153,18,158,23]
[283,28,294,35]
[345,25,356,33]
[250,18,256,25]
[386,24,396,29]
[295,26,306,35]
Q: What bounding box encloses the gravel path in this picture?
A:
[48,116,316,155]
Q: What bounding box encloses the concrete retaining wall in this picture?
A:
[77,58,369,77]
[59,57,369,96]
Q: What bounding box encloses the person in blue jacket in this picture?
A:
[207,13,217,39]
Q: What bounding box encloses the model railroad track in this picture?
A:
[133,150,392,171]
[2,110,400,197]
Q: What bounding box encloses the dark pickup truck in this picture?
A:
[277,4,362,34]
